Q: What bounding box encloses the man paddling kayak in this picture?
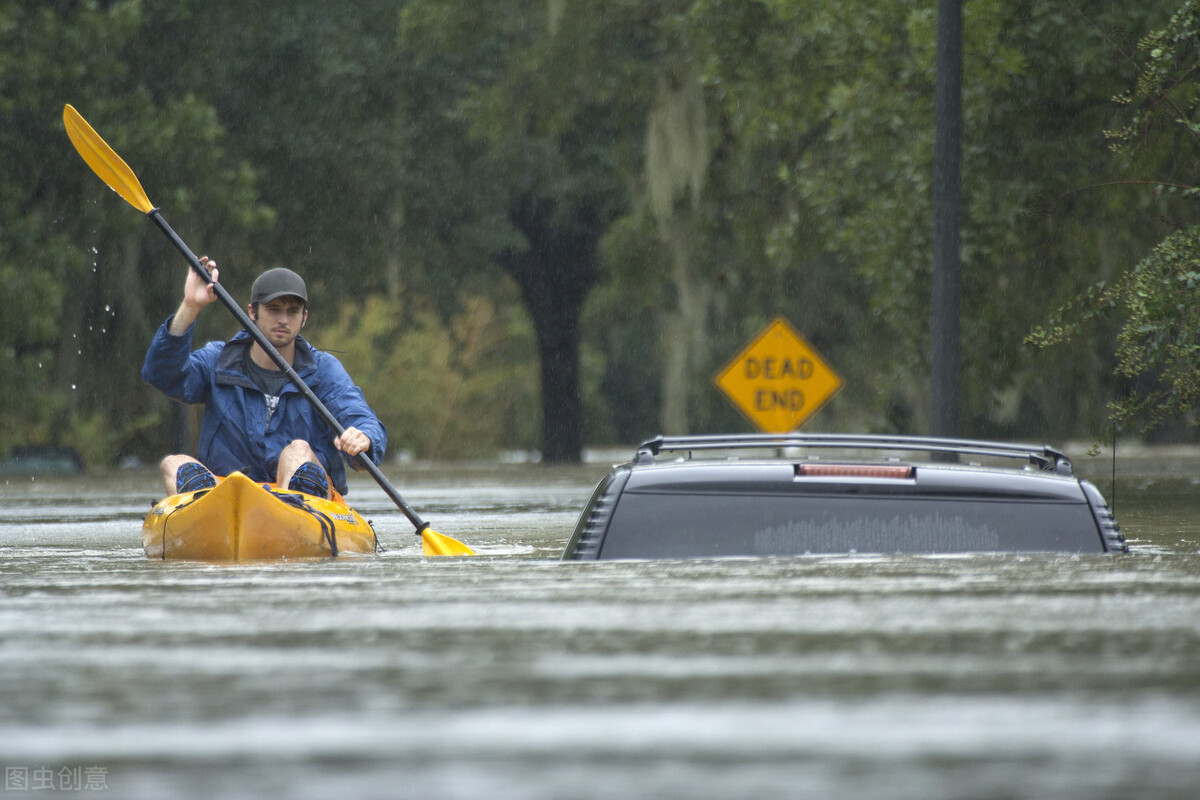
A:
[142,258,387,499]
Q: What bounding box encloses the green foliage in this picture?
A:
[6,0,1200,470]
[688,0,1172,435]
[1032,0,1200,435]
[64,409,161,469]
[311,286,539,459]
[1032,225,1200,432]
[0,0,270,464]
[398,0,658,459]
[584,213,671,442]
[1108,0,1200,155]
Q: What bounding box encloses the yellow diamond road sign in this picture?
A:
[714,317,842,433]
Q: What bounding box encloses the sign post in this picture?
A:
[714,317,842,433]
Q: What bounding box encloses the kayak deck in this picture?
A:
[142,471,377,560]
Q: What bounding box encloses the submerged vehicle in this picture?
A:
[563,434,1126,561]
[143,471,378,560]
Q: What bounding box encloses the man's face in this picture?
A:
[251,296,307,348]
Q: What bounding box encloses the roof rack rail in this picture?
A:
[635,433,1073,474]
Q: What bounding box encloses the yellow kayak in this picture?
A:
[142,471,377,560]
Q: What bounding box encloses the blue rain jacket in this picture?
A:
[142,316,387,494]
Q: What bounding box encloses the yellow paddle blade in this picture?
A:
[422,527,475,557]
[63,104,155,214]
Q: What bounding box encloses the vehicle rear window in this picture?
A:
[597,491,1105,558]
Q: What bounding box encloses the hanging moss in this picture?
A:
[547,0,565,37]
[646,65,709,224]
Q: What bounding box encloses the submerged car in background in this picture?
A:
[563,434,1126,561]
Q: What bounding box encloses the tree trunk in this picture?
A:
[501,193,603,463]
[647,62,711,435]
[532,309,583,463]
[660,217,709,433]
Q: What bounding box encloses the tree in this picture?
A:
[3,0,1188,468]
[1030,0,1200,435]
[0,0,266,463]
[397,0,654,461]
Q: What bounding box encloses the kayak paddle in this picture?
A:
[63,103,473,557]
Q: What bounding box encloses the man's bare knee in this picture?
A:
[276,440,324,491]
[161,454,198,474]
[281,440,317,460]
[160,454,200,495]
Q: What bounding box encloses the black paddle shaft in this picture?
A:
[148,209,430,533]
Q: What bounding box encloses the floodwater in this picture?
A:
[2,449,1200,800]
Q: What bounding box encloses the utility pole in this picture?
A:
[931,0,962,439]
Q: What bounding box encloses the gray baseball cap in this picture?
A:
[250,267,308,305]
